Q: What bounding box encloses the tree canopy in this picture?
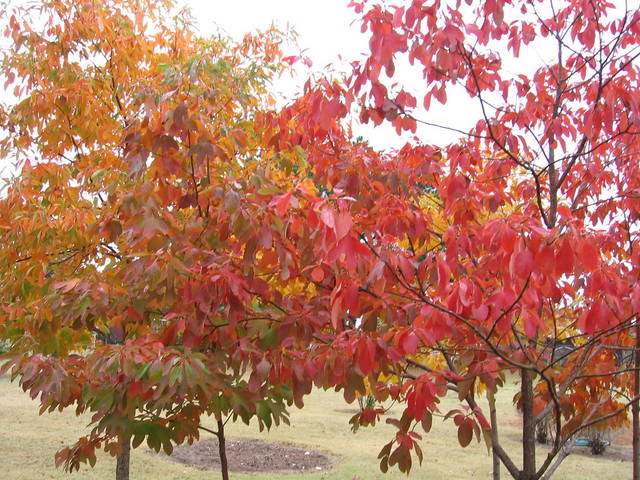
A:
[1,1,640,479]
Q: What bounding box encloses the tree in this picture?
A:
[0,1,316,478]
[257,1,640,479]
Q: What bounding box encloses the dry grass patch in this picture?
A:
[0,376,632,479]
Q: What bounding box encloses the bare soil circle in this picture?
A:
[159,438,334,473]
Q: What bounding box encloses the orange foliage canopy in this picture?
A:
[0,0,317,469]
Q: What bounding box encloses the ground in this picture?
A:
[0,375,633,479]
[157,438,333,472]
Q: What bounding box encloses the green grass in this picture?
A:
[0,375,631,479]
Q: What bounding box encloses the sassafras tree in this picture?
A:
[0,1,317,478]
[263,1,640,479]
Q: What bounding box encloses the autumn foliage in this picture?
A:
[274,0,640,478]
[1,0,640,479]
[0,0,308,470]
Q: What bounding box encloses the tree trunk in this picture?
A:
[521,369,536,480]
[633,321,640,480]
[116,437,130,480]
[488,389,500,480]
[217,418,230,480]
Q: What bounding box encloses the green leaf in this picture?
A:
[260,328,278,349]
[91,169,106,183]
[169,365,182,386]
[136,363,151,380]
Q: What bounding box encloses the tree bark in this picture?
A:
[115,437,130,480]
[521,369,536,480]
[633,321,640,480]
[488,389,500,480]
[217,418,230,480]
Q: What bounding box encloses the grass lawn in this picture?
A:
[0,375,632,479]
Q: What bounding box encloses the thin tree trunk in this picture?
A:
[115,437,130,480]
[488,389,500,480]
[521,369,536,480]
[217,418,230,480]
[633,321,640,480]
[105,332,130,480]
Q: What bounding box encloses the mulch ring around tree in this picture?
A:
[157,438,335,473]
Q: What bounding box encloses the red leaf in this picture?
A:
[282,55,301,65]
[579,239,600,272]
[433,84,447,104]
[335,210,353,240]
[159,323,179,346]
[536,245,555,273]
[357,339,376,374]
[436,258,451,289]
[273,192,292,216]
[328,235,370,270]
[446,175,466,201]
[458,420,473,447]
[523,310,541,338]
[256,357,271,380]
[513,249,534,278]
[555,240,574,275]
[320,207,336,230]
[127,381,143,398]
[331,296,343,330]
[475,411,491,430]
[578,299,613,334]
[311,266,325,282]
[421,412,433,433]
[401,331,419,355]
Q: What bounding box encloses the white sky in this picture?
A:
[188,1,365,70]
[187,0,365,102]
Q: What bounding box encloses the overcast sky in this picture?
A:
[187,1,365,100]
[189,1,365,67]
